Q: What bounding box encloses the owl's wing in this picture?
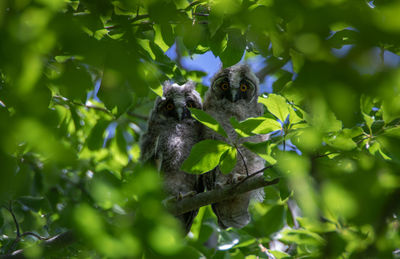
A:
[140,130,160,164]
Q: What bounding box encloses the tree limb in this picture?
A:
[1,231,75,259]
[168,176,280,216]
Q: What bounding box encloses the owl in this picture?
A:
[203,64,265,229]
[140,81,204,234]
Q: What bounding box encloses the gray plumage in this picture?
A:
[203,64,265,229]
[140,81,204,234]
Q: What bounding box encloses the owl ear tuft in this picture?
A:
[185,80,196,90]
[162,81,173,94]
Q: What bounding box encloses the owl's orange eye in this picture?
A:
[220,82,229,91]
[166,103,174,111]
[240,83,248,92]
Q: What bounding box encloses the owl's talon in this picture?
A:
[215,183,224,189]
[181,191,196,199]
[162,195,176,206]
[236,175,245,182]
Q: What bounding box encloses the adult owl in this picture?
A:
[140,81,204,234]
[203,64,265,229]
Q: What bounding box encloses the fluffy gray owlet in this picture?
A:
[203,64,265,229]
[140,81,204,234]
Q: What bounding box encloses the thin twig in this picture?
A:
[8,201,20,237]
[19,232,50,241]
[234,165,274,188]
[192,12,209,16]
[2,231,75,259]
[235,146,249,176]
[52,95,115,119]
[312,151,341,160]
[185,0,206,11]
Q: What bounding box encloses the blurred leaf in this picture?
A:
[290,48,304,73]
[258,205,286,238]
[219,29,246,67]
[208,3,223,37]
[324,131,357,151]
[55,60,93,103]
[87,120,109,150]
[279,229,325,246]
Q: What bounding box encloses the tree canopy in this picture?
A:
[0,0,400,258]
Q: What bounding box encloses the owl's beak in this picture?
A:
[177,107,191,121]
[231,89,239,102]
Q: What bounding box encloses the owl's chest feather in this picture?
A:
[158,123,199,171]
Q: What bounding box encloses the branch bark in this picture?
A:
[168,176,280,216]
[1,231,75,259]
[1,176,279,257]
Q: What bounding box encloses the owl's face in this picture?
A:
[155,82,202,122]
[210,64,259,103]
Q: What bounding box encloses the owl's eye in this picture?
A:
[220,82,229,91]
[166,102,174,111]
[186,100,195,108]
[240,83,248,92]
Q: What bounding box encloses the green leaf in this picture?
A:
[324,132,357,151]
[17,196,46,212]
[383,126,400,137]
[154,25,170,52]
[219,29,246,67]
[55,60,93,103]
[208,3,224,37]
[219,146,237,174]
[362,112,374,132]
[289,48,304,73]
[252,118,282,134]
[368,141,392,160]
[269,31,284,57]
[259,94,290,122]
[279,228,325,246]
[258,205,286,237]
[360,94,374,114]
[87,120,109,150]
[161,23,174,46]
[269,250,291,259]
[382,96,400,124]
[190,108,227,138]
[242,141,277,165]
[230,117,281,137]
[181,140,231,174]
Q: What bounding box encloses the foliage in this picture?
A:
[0,0,400,258]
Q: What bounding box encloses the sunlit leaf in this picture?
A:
[181,140,231,174]
[190,108,227,138]
[220,146,237,174]
[259,94,290,122]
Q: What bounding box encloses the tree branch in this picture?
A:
[168,176,280,216]
[1,231,75,259]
